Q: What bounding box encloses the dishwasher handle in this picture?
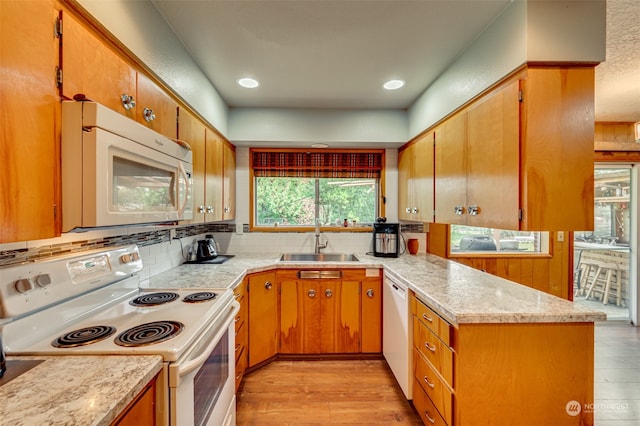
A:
[385,275,407,300]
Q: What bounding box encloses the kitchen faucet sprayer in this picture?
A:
[314,218,328,253]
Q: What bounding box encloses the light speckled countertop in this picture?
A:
[0,355,162,426]
[145,252,606,326]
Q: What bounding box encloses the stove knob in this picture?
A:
[35,274,52,287]
[15,278,34,294]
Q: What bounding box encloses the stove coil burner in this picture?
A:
[130,292,179,307]
[182,292,218,303]
[52,325,116,348]
[114,321,184,347]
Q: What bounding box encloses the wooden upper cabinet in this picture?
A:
[0,0,59,243]
[177,109,206,223]
[223,142,236,221]
[205,129,224,222]
[465,80,519,229]
[136,73,178,139]
[398,133,434,222]
[434,112,467,225]
[433,65,595,231]
[519,66,595,231]
[60,11,136,119]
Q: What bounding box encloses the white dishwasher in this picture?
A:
[382,272,412,399]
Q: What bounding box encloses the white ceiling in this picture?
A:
[152,0,640,122]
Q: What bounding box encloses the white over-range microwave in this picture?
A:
[61,101,193,232]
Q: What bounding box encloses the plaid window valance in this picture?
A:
[252,150,383,178]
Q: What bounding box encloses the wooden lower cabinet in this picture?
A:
[112,376,156,425]
[279,269,381,354]
[410,292,596,425]
[248,271,278,367]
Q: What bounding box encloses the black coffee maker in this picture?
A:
[373,222,400,258]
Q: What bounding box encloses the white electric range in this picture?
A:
[0,245,238,426]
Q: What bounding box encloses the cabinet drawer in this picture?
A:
[235,345,247,392]
[413,317,453,386]
[413,378,448,426]
[414,348,452,424]
[235,323,247,362]
[414,298,451,346]
[235,309,245,335]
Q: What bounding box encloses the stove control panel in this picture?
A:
[0,245,143,319]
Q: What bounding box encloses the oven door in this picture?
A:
[169,302,239,426]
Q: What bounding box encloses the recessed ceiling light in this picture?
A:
[311,143,329,148]
[383,79,405,90]
[238,77,259,88]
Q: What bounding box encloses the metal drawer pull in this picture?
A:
[234,292,241,299]
[325,288,333,298]
[424,410,436,424]
[422,313,433,322]
[235,344,241,352]
[308,289,316,298]
[366,288,374,298]
[264,281,272,290]
[423,375,435,389]
[234,316,241,323]
[424,342,436,353]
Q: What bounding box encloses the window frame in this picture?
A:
[249,148,386,232]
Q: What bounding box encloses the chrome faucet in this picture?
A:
[314,218,328,253]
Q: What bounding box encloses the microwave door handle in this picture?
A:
[177,163,190,217]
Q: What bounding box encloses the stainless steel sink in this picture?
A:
[279,253,360,262]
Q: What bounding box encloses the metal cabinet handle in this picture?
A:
[423,375,435,389]
[224,207,231,213]
[325,288,333,298]
[422,313,433,323]
[206,206,214,213]
[197,205,206,213]
[424,410,436,424]
[308,289,316,298]
[454,205,465,215]
[264,281,272,290]
[468,205,480,215]
[412,207,419,214]
[424,341,436,353]
[405,207,412,214]
[121,94,136,110]
[143,107,156,122]
[366,288,374,298]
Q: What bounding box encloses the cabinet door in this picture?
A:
[248,271,278,367]
[0,0,59,243]
[136,73,178,139]
[61,11,136,118]
[435,112,467,225]
[223,142,236,220]
[361,273,382,353]
[178,108,206,223]
[398,145,412,221]
[466,80,519,229]
[413,132,435,223]
[324,279,360,353]
[205,129,224,222]
[280,279,321,353]
[520,67,595,231]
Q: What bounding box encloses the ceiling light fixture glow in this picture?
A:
[238,77,259,88]
[383,79,405,90]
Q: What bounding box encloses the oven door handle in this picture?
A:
[172,302,240,382]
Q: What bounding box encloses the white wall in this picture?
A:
[229,108,407,147]
[77,0,229,135]
[407,0,605,139]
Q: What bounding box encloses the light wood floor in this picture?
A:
[236,324,640,425]
[236,359,422,425]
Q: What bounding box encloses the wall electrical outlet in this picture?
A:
[557,231,564,242]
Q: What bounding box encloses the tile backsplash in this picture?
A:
[0,222,425,273]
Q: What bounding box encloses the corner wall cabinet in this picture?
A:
[410,291,595,425]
